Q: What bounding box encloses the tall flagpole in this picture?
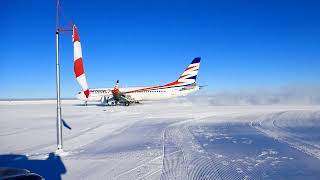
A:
[56,0,63,152]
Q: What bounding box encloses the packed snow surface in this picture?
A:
[1,98,320,179]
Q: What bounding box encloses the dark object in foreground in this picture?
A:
[0,153,66,180]
[0,167,43,180]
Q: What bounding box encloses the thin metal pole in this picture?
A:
[56,0,63,151]
[56,31,63,151]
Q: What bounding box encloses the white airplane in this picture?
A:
[72,24,201,106]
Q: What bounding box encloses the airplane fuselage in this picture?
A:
[76,85,200,102]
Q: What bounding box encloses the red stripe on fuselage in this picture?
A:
[164,81,182,87]
[74,58,84,78]
[124,81,183,93]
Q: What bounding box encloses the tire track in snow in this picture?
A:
[111,154,163,180]
[165,117,284,180]
[189,124,247,180]
[251,111,320,160]
[188,121,285,180]
[160,117,248,180]
[160,127,188,180]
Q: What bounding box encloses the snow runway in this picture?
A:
[1,99,320,179]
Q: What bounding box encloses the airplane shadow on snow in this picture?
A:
[0,152,66,180]
[72,103,143,107]
[72,103,119,107]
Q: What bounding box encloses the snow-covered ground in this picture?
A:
[1,98,320,179]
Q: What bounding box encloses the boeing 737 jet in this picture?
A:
[73,25,201,106]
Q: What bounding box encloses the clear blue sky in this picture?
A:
[1,0,320,98]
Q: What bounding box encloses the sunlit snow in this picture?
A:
[1,98,320,179]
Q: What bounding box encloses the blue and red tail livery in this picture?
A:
[177,57,201,85]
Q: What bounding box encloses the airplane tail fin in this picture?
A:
[176,57,201,85]
[73,24,89,98]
